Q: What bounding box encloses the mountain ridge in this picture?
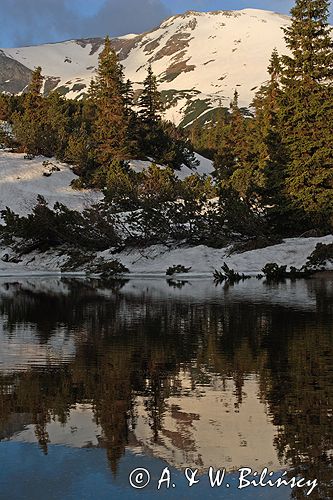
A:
[0,8,296,125]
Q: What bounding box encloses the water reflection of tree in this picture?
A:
[0,277,333,497]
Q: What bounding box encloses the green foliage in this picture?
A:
[249,50,290,230]
[138,163,179,205]
[261,262,313,281]
[11,67,46,155]
[65,125,96,178]
[262,263,288,280]
[138,119,198,170]
[61,249,96,271]
[89,37,129,164]
[219,186,265,237]
[282,0,333,83]
[139,65,164,124]
[88,258,129,278]
[214,91,250,189]
[60,250,129,276]
[0,197,120,252]
[306,243,333,268]
[213,263,251,284]
[188,107,230,160]
[0,207,21,244]
[279,0,333,230]
[104,160,139,207]
[229,235,282,254]
[166,265,192,276]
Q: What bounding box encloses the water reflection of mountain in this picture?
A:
[0,277,333,498]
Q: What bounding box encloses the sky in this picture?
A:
[0,0,331,48]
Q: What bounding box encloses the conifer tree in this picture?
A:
[43,92,70,157]
[282,0,333,83]
[12,66,46,154]
[251,49,289,229]
[25,66,44,112]
[214,90,248,187]
[90,36,129,164]
[0,94,11,121]
[123,79,134,115]
[139,163,178,204]
[105,160,138,207]
[280,0,333,229]
[139,65,163,123]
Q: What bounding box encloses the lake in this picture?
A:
[0,276,332,499]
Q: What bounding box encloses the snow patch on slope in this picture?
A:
[128,153,213,179]
[0,152,102,217]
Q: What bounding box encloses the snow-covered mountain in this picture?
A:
[0,9,292,125]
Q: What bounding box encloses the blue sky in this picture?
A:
[0,0,331,48]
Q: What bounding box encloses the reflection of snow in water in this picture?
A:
[119,277,323,311]
[0,276,330,473]
[0,276,332,372]
[9,404,102,448]
[0,325,75,373]
[8,376,283,476]
[131,373,283,473]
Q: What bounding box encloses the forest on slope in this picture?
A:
[0,0,332,275]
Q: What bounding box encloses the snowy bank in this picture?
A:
[106,235,333,276]
[1,235,332,277]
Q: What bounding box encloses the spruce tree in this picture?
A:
[214,90,249,188]
[25,66,44,112]
[282,0,333,82]
[90,36,129,164]
[139,65,163,123]
[12,66,46,155]
[251,49,289,230]
[280,0,333,230]
[123,79,134,115]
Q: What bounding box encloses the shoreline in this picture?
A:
[1,235,333,278]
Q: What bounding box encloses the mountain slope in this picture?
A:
[0,9,293,125]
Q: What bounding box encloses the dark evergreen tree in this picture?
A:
[105,160,138,207]
[280,0,333,230]
[138,163,179,205]
[250,49,290,231]
[139,65,163,124]
[12,66,46,155]
[282,0,333,83]
[89,36,129,164]
[213,90,249,190]
[25,66,44,111]
[123,79,134,115]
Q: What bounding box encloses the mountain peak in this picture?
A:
[1,8,293,125]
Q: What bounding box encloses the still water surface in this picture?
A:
[0,276,332,499]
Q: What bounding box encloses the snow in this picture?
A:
[123,9,293,122]
[0,151,102,217]
[118,33,138,40]
[0,151,212,220]
[128,153,214,179]
[9,404,102,447]
[1,236,332,278]
[105,235,333,276]
[0,151,332,278]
